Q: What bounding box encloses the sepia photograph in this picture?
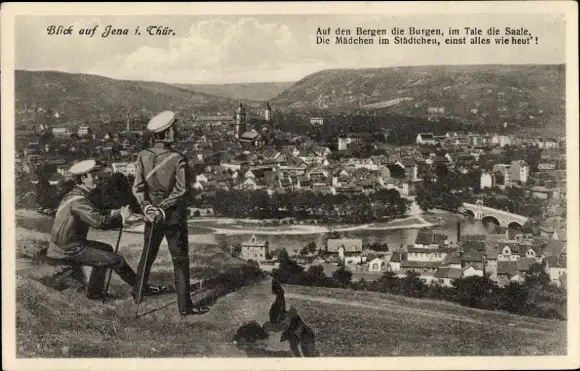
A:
[2,2,579,370]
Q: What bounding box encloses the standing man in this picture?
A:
[47,160,137,299]
[132,111,209,315]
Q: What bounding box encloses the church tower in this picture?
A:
[264,102,272,121]
[235,103,246,139]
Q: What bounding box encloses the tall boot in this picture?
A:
[86,267,107,300]
[174,260,194,314]
[115,261,138,287]
[173,260,209,315]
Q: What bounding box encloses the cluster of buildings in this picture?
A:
[18,112,566,222]
[233,227,567,289]
[416,131,564,151]
[17,101,566,229]
[176,129,562,205]
[369,230,567,288]
[364,230,567,288]
[189,146,428,197]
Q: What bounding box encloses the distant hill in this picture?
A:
[15,66,567,135]
[271,65,566,131]
[15,70,241,127]
[175,81,295,102]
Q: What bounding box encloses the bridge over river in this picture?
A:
[461,202,528,229]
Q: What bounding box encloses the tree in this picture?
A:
[272,249,305,284]
[452,276,500,308]
[500,281,529,314]
[400,271,427,298]
[306,265,327,286]
[230,244,242,258]
[521,219,541,235]
[367,242,389,252]
[332,266,353,288]
[277,248,291,264]
[300,242,317,256]
[377,271,400,294]
[525,262,551,287]
[38,131,54,148]
[326,230,340,240]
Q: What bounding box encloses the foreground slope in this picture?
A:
[14,211,566,357]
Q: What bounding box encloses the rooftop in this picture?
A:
[327,238,363,253]
[401,261,442,269]
[434,267,463,279]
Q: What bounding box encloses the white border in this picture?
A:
[2,2,579,370]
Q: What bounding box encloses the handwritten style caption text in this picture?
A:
[46,25,175,38]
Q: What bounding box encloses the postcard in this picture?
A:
[2,2,578,370]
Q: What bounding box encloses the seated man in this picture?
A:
[46,159,137,300]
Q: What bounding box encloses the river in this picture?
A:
[185,213,500,255]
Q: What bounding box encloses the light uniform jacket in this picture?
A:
[132,145,191,225]
[47,186,123,259]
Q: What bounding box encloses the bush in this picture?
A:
[89,173,140,213]
[452,276,500,309]
[400,271,427,298]
[500,281,530,314]
[332,267,353,288]
[426,282,455,302]
[376,271,401,294]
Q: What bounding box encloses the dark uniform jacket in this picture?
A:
[47,186,123,259]
[132,145,191,225]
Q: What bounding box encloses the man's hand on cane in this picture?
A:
[120,205,132,224]
[111,205,132,225]
[144,205,165,224]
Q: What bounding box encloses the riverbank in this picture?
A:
[14,208,475,257]
[122,215,435,235]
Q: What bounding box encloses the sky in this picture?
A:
[16,13,566,84]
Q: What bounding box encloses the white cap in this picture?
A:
[69,159,98,175]
[147,111,176,133]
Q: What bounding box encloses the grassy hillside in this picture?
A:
[271,64,566,132]
[284,285,565,356]
[175,81,295,102]
[15,70,240,127]
[13,210,566,357]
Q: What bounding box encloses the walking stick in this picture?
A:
[134,221,155,318]
[102,226,124,304]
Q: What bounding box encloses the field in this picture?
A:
[12,210,567,357]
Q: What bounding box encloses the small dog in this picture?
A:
[280,306,318,357]
[269,279,287,325]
